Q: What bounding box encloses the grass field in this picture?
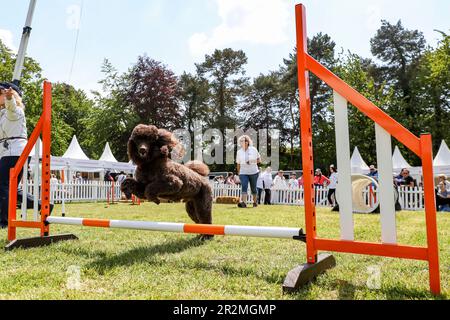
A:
[0,202,449,300]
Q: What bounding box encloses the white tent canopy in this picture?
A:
[99,142,118,162]
[433,140,450,167]
[29,136,135,174]
[433,140,450,175]
[62,136,90,160]
[350,147,370,174]
[392,146,411,170]
[30,137,42,158]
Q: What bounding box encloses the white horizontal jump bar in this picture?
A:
[46,217,303,239]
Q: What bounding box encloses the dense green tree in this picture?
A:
[50,83,95,157]
[240,72,282,131]
[370,20,427,135]
[84,59,139,161]
[415,32,450,153]
[334,53,395,166]
[196,48,249,132]
[178,72,211,132]
[278,33,337,171]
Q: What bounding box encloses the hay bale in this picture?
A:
[215,196,240,204]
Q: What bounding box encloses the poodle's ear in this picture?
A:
[157,129,179,149]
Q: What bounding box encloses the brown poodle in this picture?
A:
[121,124,213,237]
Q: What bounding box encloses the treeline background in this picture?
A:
[0,20,448,173]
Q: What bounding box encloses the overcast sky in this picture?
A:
[1,0,449,95]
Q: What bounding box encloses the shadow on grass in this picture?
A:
[58,236,290,286]
[62,237,209,274]
[288,278,446,300]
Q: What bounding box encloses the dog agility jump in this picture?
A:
[5,4,441,295]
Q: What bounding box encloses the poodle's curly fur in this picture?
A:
[121,124,213,231]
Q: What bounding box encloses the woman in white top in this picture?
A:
[0,83,28,227]
[236,135,261,208]
[327,165,338,207]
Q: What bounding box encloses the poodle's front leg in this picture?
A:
[121,178,146,199]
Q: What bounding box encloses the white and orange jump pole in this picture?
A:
[5,4,440,295]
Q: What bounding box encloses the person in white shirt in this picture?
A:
[256,167,265,204]
[262,167,273,204]
[0,84,28,228]
[272,170,287,203]
[236,135,261,208]
[273,171,287,188]
[116,171,127,185]
[327,165,338,207]
[288,174,299,189]
[50,174,59,185]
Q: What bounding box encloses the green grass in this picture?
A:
[0,202,449,300]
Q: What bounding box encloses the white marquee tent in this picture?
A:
[99,143,118,162]
[433,140,450,176]
[350,147,370,174]
[30,136,135,175]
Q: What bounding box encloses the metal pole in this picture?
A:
[12,0,37,85]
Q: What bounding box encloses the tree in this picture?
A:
[370,20,427,135]
[126,55,182,129]
[84,59,139,161]
[240,72,282,131]
[196,48,249,132]
[178,72,211,133]
[415,31,450,153]
[50,83,95,157]
[278,33,337,170]
[334,53,395,166]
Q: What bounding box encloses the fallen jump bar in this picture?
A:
[46,217,305,240]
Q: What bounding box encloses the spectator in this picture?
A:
[313,169,330,187]
[327,165,338,207]
[394,168,406,186]
[256,167,265,204]
[225,172,236,185]
[398,169,415,188]
[50,174,59,185]
[262,167,273,205]
[436,182,450,212]
[236,135,261,208]
[368,165,379,180]
[288,174,299,189]
[104,171,114,182]
[273,170,287,204]
[437,175,450,191]
[116,171,127,185]
[0,83,31,228]
[273,170,287,188]
[298,174,304,187]
[75,172,83,183]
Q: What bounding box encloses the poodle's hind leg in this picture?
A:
[185,200,200,223]
[193,185,214,241]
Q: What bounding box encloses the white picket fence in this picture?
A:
[19,180,425,211]
[211,183,425,211]
[22,181,122,204]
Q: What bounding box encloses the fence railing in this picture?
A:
[21,181,122,204]
[211,183,425,211]
[18,180,425,211]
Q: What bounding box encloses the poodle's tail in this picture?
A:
[185,160,210,177]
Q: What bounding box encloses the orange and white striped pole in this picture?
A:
[46,216,305,240]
